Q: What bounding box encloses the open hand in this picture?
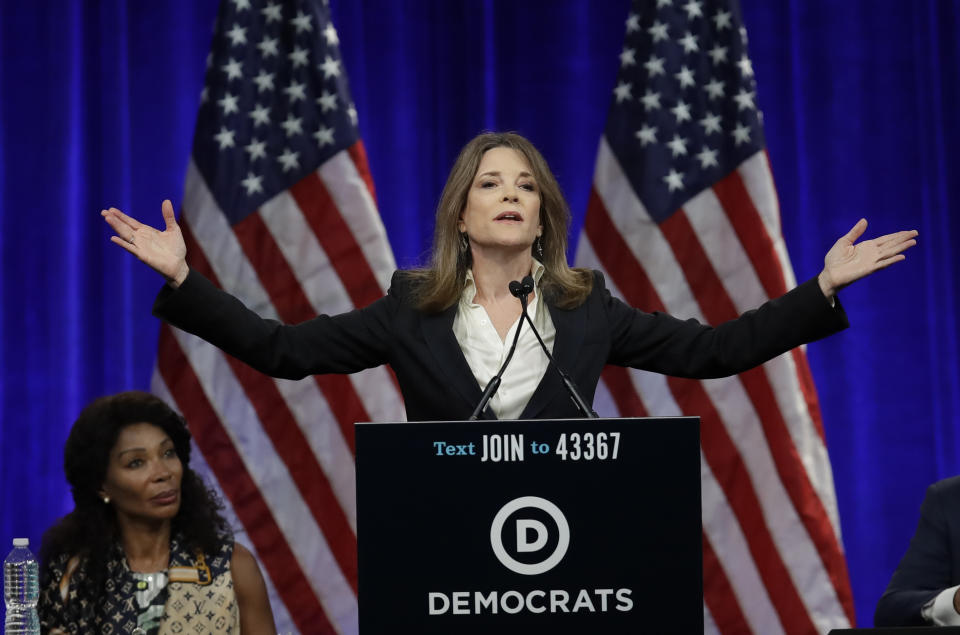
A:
[101,199,189,287]
[818,219,918,298]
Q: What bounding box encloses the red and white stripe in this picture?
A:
[575,137,855,634]
[152,142,402,635]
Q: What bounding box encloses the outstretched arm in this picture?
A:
[817,219,918,299]
[101,199,190,287]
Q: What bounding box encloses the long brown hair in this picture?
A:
[408,132,593,312]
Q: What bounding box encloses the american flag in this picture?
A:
[150,0,403,632]
[575,0,856,632]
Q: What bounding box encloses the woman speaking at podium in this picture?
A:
[101,132,916,421]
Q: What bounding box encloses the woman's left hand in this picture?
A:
[818,218,918,299]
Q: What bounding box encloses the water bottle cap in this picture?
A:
[12,538,29,547]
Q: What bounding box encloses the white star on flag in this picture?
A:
[675,66,695,88]
[708,45,728,64]
[319,56,340,78]
[696,145,719,168]
[648,20,669,42]
[288,47,309,68]
[218,93,239,115]
[645,55,666,76]
[732,122,751,144]
[317,91,338,112]
[261,2,281,22]
[713,10,732,30]
[667,134,689,156]
[249,104,270,127]
[314,125,334,146]
[679,31,699,53]
[222,59,243,81]
[699,112,722,134]
[277,148,300,172]
[663,168,684,191]
[734,89,755,110]
[281,114,303,137]
[257,36,279,57]
[214,126,235,149]
[284,81,307,102]
[244,138,267,161]
[226,24,247,46]
[683,0,703,19]
[635,124,657,146]
[291,11,312,33]
[671,100,692,123]
[323,23,339,46]
[704,78,724,99]
[252,71,274,92]
[240,171,263,195]
[641,89,662,111]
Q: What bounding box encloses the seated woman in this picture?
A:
[38,390,275,634]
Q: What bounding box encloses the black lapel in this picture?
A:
[420,305,496,420]
[518,299,588,419]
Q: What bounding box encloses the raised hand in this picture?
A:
[817,219,918,299]
[101,199,190,287]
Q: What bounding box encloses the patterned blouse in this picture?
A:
[38,533,239,634]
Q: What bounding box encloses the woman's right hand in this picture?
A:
[102,199,189,287]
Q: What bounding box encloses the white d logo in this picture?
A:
[490,496,570,575]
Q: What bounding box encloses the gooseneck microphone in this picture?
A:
[468,282,526,420]
[516,275,598,419]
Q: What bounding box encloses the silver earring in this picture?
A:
[536,236,544,258]
[459,232,469,253]
[102,496,111,504]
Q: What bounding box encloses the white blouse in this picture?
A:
[452,260,557,420]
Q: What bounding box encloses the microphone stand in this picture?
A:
[517,275,598,419]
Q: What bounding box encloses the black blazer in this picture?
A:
[154,269,847,422]
[875,476,960,626]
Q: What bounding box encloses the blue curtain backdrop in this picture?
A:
[1,0,957,627]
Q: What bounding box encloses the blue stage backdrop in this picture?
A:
[1,0,958,627]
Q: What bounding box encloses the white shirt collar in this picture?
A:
[461,258,546,305]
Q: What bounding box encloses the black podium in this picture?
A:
[355,416,702,634]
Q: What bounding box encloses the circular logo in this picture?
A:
[490,496,570,575]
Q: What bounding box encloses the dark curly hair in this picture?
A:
[39,391,229,597]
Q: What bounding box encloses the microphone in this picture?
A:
[468,281,526,420]
[517,275,598,419]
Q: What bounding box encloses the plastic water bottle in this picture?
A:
[3,538,39,635]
